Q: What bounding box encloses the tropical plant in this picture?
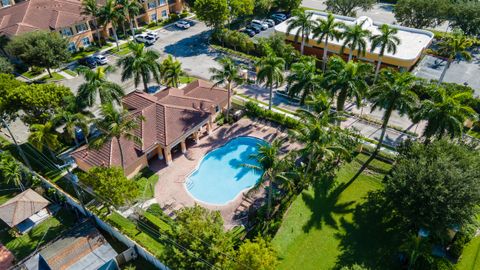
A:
[0,153,25,191]
[209,57,244,121]
[28,121,60,159]
[77,65,124,106]
[91,104,142,169]
[98,0,123,50]
[81,0,102,45]
[286,57,324,105]
[436,29,473,84]
[326,0,375,17]
[117,0,142,38]
[53,110,91,145]
[160,55,183,88]
[414,86,477,139]
[370,24,400,82]
[340,20,371,62]
[286,8,317,55]
[117,42,161,92]
[256,53,285,110]
[313,12,344,71]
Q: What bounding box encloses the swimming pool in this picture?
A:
[185,136,267,205]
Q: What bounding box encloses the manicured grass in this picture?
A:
[457,235,480,270]
[0,208,76,261]
[273,154,394,270]
[109,43,131,56]
[179,76,196,84]
[38,72,65,82]
[134,168,159,200]
[21,69,44,79]
[70,43,113,61]
[62,68,77,77]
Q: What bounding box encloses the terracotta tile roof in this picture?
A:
[72,80,228,171]
[0,0,91,37]
[0,189,50,228]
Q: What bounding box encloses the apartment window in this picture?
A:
[148,1,156,9]
[161,10,167,18]
[1,0,11,7]
[159,0,166,5]
[82,37,91,47]
[151,13,157,22]
[61,27,73,37]
[67,42,76,52]
[75,23,88,33]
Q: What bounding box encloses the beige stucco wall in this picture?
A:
[125,155,149,179]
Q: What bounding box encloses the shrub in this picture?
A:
[244,101,299,129]
[169,13,179,21]
[449,231,473,258]
[180,10,189,18]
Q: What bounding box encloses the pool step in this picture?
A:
[186,180,194,190]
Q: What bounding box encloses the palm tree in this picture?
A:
[437,29,473,84]
[28,121,60,160]
[414,86,477,140]
[286,9,317,55]
[81,0,102,45]
[313,12,344,71]
[340,20,371,62]
[0,153,25,191]
[256,53,285,110]
[209,57,244,121]
[117,0,141,38]
[370,24,400,82]
[117,42,161,92]
[287,57,324,105]
[77,65,124,107]
[98,0,122,50]
[91,104,143,169]
[160,55,183,88]
[325,56,371,123]
[54,110,91,146]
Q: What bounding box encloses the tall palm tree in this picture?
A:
[313,12,344,72]
[437,29,473,84]
[287,57,324,105]
[340,20,371,62]
[81,0,102,45]
[91,104,143,169]
[414,86,477,140]
[77,65,124,107]
[98,0,122,50]
[117,0,141,38]
[209,57,244,121]
[0,153,25,191]
[286,9,317,55]
[28,121,60,160]
[117,42,161,92]
[54,110,91,146]
[160,55,183,88]
[256,53,285,110]
[370,24,400,82]
[325,56,372,123]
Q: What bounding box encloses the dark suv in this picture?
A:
[78,56,97,68]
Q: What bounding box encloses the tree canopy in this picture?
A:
[325,0,375,17]
[235,237,279,270]
[273,0,302,12]
[193,0,229,28]
[0,57,13,74]
[394,0,449,29]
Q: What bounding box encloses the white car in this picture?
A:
[134,34,155,45]
[93,55,108,65]
[175,20,191,29]
[146,30,159,40]
[251,20,268,30]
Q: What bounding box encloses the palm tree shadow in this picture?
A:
[301,179,355,232]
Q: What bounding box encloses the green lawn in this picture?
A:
[62,68,77,77]
[21,69,44,79]
[457,235,480,270]
[273,154,394,270]
[0,208,76,261]
[109,43,131,56]
[134,168,159,200]
[179,76,197,84]
[37,72,65,82]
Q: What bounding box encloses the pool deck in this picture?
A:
[152,118,298,229]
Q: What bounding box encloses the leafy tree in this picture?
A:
[325,0,375,17]
[383,140,480,238]
[313,12,344,72]
[414,86,477,139]
[394,0,449,29]
[256,53,285,110]
[162,205,234,270]
[0,74,24,121]
[449,1,480,36]
[98,0,122,50]
[5,31,70,77]
[28,121,61,159]
[340,20,371,62]
[81,0,102,45]
[273,0,301,12]
[117,0,142,37]
[53,110,91,145]
[193,0,229,28]
[254,0,273,17]
[77,65,124,106]
[340,264,370,270]
[82,166,139,206]
[91,104,142,169]
[209,57,244,121]
[0,56,13,74]
[287,57,324,104]
[0,152,25,191]
[160,55,184,88]
[370,24,400,82]
[286,9,316,55]
[235,237,278,270]
[436,29,473,84]
[229,0,254,22]
[117,42,161,92]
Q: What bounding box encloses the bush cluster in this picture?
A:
[244,101,299,129]
[212,28,255,54]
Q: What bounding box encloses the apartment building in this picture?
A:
[0,0,16,9]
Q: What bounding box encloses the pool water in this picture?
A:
[185,136,266,205]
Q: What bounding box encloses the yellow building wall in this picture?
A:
[125,155,149,179]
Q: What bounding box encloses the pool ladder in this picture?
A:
[186,180,194,190]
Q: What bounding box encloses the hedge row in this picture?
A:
[244,101,300,129]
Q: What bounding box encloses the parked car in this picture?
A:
[145,30,159,40]
[175,20,191,29]
[247,24,262,34]
[273,12,289,19]
[251,20,268,30]
[93,55,108,65]
[264,19,276,27]
[134,34,155,45]
[78,57,97,68]
[271,13,287,21]
[240,28,255,37]
[270,16,283,24]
